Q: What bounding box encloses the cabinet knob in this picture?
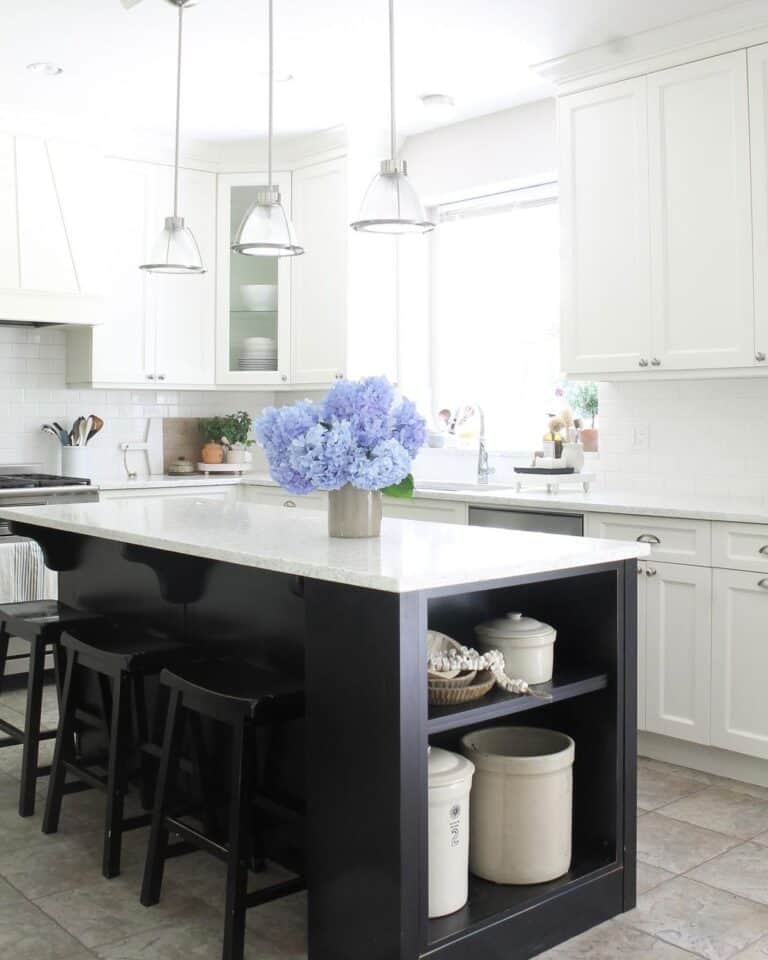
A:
[651,358,661,367]
[758,578,768,589]
[756,352,767,362]
[759,545,768,556]
[646,567,657,577]
[638,358,649,367]
[146,373,155,380]
[283,499,297,508]
[158,374,166,381]
[280,374,288,382]
[637,533,661,544]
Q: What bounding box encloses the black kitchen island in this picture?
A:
[0,495,647,960]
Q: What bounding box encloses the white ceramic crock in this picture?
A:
[474,612,556,684]
[461,727,574,885]
[428,747,475,918]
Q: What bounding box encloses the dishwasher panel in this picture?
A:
[468,507,584,537]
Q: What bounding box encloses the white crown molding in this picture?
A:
[534,0,768,91]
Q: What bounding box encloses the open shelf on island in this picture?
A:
[427,667,608,734]
[427,847,618,950]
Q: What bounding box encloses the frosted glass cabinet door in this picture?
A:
[645,562,712,745]
[559,77,651,373]
[711,570,768,760]
[648,51,754,370]
[216,172,292,386]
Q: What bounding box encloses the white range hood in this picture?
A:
[0,132,104,327]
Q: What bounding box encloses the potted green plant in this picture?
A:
[220,411,255,465]
[568,382,599,452]
[199,416,228,465]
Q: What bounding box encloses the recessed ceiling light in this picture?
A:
[419,93,455,113]
[26,61,63,77]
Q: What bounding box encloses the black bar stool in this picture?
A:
[43,625,201,879]
[0,600,104,817]
[141,659,305,960]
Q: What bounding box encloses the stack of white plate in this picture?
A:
[237,337,277,371]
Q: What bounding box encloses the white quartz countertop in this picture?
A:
[0,498,649,593]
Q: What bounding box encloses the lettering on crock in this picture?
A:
[449,803,461,847]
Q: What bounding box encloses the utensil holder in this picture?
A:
[61,446,92,480]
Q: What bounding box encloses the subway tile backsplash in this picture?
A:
[0,325,271,479]
[598,378,768,501]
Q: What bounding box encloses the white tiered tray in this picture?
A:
[197,463,249,476]
[513,472,595,494]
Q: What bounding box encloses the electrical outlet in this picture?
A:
[632,425,650,450]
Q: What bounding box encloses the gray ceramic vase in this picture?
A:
[328,485,382,538]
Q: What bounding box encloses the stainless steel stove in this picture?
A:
[0,464,99,539]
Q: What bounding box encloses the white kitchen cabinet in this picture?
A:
[67,158,216,387]
[648,52,754,371]
[381,497,467,524]
[239,485,326,511]
[216,172,293,386]
[0,132,104,325]
[645,561,712,745]
[748,44,768,367]
[559,78,652,374]
[711,569,768,759]
[585,512,711,566]
[291,158,347,384]
[100,485,237,501]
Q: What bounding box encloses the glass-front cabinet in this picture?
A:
[216,172,292,385]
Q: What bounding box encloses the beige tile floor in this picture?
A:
[1,685,767,959]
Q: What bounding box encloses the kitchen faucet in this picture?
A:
[477,407,495,484]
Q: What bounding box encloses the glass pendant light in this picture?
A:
[232,0,303,257]
[350,0,434,234]
[140,0,205,274]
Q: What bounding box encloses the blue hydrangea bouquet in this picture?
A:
[254,376,427,538]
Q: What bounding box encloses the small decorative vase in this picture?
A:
[580,428,599,453]
[328,485,382,538]
[225,447,251,465]
[562,442,585,472]
[201,442,224,465]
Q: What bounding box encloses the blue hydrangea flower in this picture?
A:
[253,378,426,494]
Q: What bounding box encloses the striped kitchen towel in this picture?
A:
[0,540,57,603]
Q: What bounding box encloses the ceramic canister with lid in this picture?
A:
[428,747,475,918]
[474,612,557,684]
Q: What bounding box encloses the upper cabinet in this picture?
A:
[67,157,216,388]
[560,49,761,378]
[748,44,768,367]
[648,52,753,371]
[0,132,104,325]
[216,172,293,386]
[559,78,651,373]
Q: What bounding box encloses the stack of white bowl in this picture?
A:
[238,337,277,371]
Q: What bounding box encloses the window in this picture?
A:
[431,183,559,452]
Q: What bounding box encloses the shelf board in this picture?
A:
[427,850,618,950]
[427,668,608,734]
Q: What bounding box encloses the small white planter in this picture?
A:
[225,448,252,465]
[461,726,574,885]
[428,747,475,918]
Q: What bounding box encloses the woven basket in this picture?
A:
[428,671,495,706]
[427,669,477,689]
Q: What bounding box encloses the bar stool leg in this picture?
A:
[103,672,131,879]
[223,721,254,960]
[0,627,9,697]
[131,675,154,812]
[141,688,184,907]
[19,639,45,817]
[43,651,77,835]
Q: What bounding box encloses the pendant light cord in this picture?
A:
[268,0,274,189]
[173,0,184,219]
[389,0,396,162]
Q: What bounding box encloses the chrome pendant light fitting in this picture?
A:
[140,0,205,274]
[231,0,303,257]
[350,0,434,234]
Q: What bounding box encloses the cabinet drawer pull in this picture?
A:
[646,567,657,577]
[638,358,649,367]
[756,352,767,362]
[636,534,661,544]
[759,545,768,556]
[651,358,661,367]
[759,578,768,590]
[283,499,297,508]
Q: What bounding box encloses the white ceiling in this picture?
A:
[0,0,752,144]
